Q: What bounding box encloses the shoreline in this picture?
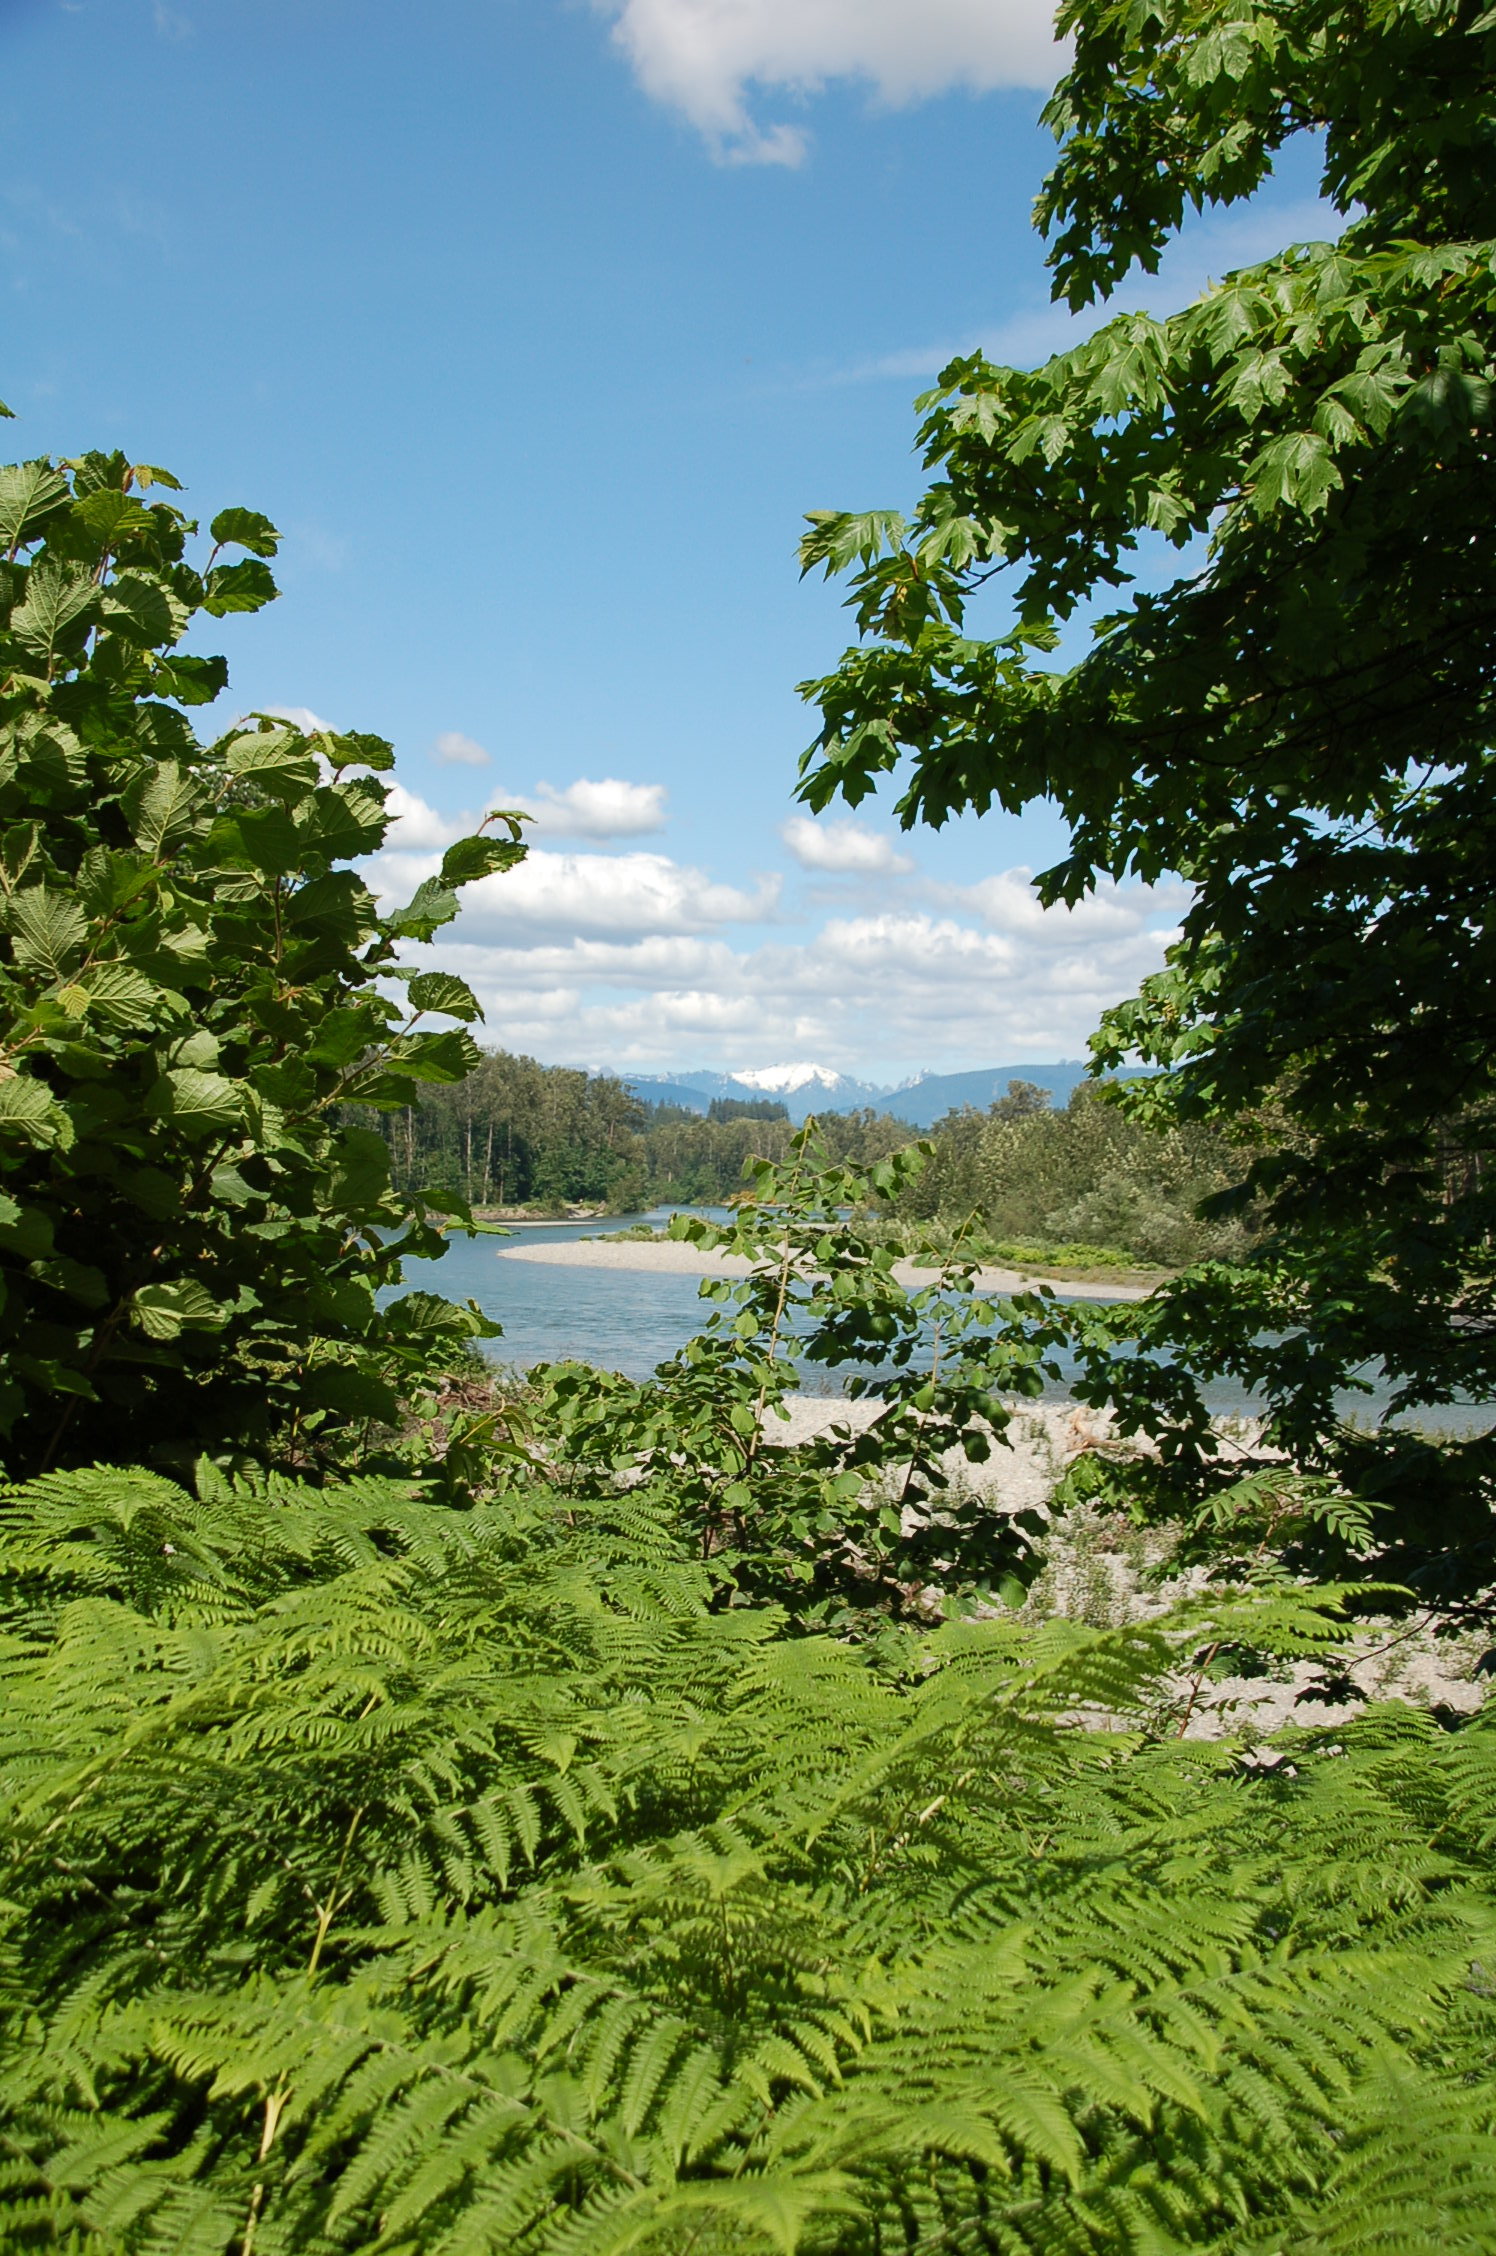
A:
[493,1235,1153,1303]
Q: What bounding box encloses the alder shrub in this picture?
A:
[0,440,523,1480]
[522,1129,1056,1629]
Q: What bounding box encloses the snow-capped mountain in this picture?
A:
[616,1059,1148,1126]
[621,1063,890,1122]
[730,1062,878,1099]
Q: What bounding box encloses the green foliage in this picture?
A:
[0,447,525,1478]
[376,1056,913,1213]
[707,1096,790,1125]
[524,1125,1051,1629]
[369,1049,651,1212]
[897,1081,1252,1267]
[2,1459,1494,2253]
[795,0,1496,1589]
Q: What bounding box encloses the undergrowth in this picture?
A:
[2,1464,1494,2253]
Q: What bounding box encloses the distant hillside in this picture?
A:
[624,1078,718,1116]
[622,1060,1146,1127]
[625,1064,888,1122]
[887,1063,1142,1127]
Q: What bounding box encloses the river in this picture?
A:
[397,1210,737,1378]
[392,1210,1494,1431]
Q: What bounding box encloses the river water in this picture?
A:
[398,1210,737,1378]
[392,1210,1494,1432]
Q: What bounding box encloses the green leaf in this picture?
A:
[406,971,482,1022]
[8,556,96,662]
[77,963,171,1028]
[208,505,280,556]
[285,869,371,931]
[438,832,527,888]
[6,888,88,981]
[131,1278,227,1338]
[387,878,460,939]
[126,761,207,855]
[0,1072,74,1147]
[225,727,318,803]
[329,730,396,772]
[31,1255,109,1310]
[0,1195,53,1257]
[100,570,186,649]
[202,557,278,615]
[75,490,155,548]
[154,653,229,706]
[145,1068,243,1136]
[297,1361,402,1420]
[295,778,389,859]
[381,1028,481,1084]
[379,1290,480,1339]
[0,460,69,551]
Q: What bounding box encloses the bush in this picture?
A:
[895,1086,1251,1267]
[0,446,521,1479]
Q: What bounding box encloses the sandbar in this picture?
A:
[493,1235,1151,1303]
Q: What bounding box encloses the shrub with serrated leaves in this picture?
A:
[1,1462,1494,2253]
[0,439,525,1478]
[525,1125,1055,1630]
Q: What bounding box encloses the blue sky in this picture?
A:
[2,0,1328,1081]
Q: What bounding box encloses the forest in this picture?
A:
[3,1,1496,2247]
[374,1052,1251,1266]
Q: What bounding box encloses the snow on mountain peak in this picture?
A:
[732,1062,849,1095]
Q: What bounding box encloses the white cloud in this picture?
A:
[264,703,335,734]
[383,783,466,853]
[524,777,668,838]
[401,865,1184,1074]
[458,850,777,940]
[780,813,913,875]
[380,777,669,864]
[596,0,1063,164]
[950,866,1189,943]
[433,730,491,767]
[368,777,1181,1073]
[368,802,777,942]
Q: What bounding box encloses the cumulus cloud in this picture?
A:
[433,730,491,767]
[382,783,467,853]
[380,778,670,861]
[367,792,776,945]
[401,868,1183,1073]
[457,850,778,941]
[264,703,335,734]
[525,777,668,838]
[950,866,1189,943]
[780,813,913,875]
[370,778,1180,1072]
[596,0,1063,163]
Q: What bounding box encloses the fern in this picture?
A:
[1,1465,1493,2253]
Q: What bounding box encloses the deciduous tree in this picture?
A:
[798,0,1496,1587]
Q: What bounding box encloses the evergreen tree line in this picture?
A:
[368,1051,1249,1265]
[366,1051,915,1212]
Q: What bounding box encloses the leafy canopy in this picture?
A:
[796,0,1496,1582]
[0,444,527,1479]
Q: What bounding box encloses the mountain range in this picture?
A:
[618,1061,1134,1128]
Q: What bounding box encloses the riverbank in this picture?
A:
[494,1235,1154,1303]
